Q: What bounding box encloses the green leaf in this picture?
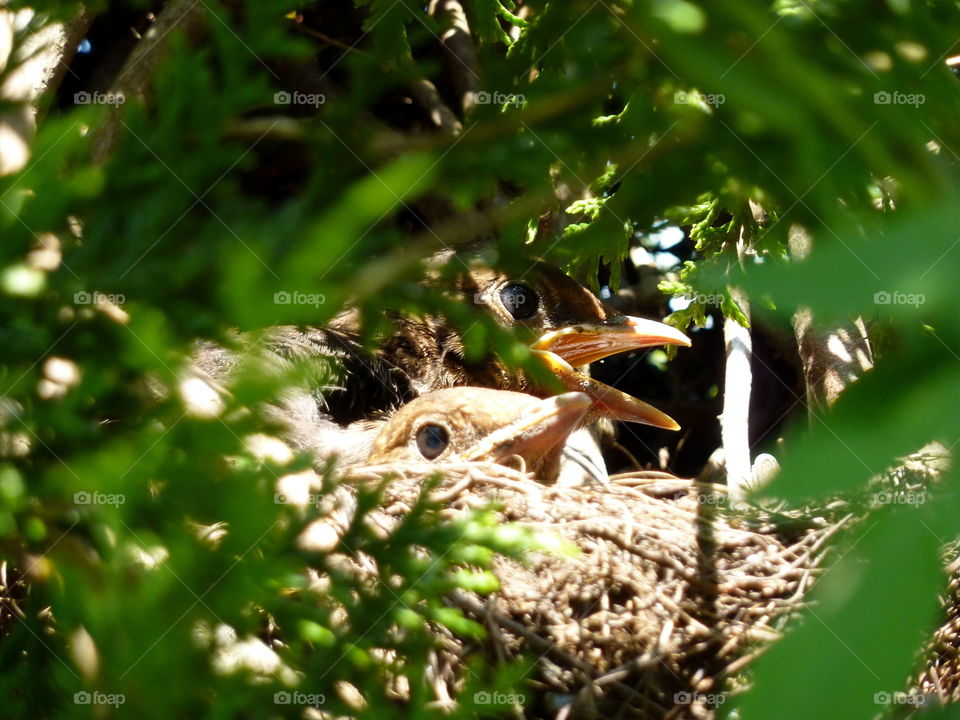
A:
[738,504,944,720]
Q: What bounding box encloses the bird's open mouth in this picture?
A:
[530,316,691,430]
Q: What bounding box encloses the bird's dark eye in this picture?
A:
[416,424,449,460]
[499,284,539,320]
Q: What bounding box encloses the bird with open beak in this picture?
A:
[442,257,691,429]
[192,253,691,468]
[367,387,593,484]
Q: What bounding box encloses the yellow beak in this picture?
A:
[531,316,690,430]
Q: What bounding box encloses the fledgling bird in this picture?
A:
[374,256,690,428]
[367,387,593,484]
[192,253,691,468]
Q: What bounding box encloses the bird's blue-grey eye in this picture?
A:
[416,424,449,460]
[500,284,539,320]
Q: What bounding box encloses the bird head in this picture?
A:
[450,259,691,429]
[367,387,592,483]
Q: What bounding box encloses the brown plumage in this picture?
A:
[193,254,690,464]
[380,259,689,413]
[367,387,592,484]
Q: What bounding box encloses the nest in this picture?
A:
[918,565,960,703]
[342,463,847,719]
[3,451,953,718]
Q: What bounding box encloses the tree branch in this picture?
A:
[92,0,205,161]
[428,0,480,116]
[721,285,753,501]
[0,5,91,175]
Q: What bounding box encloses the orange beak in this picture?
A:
[530,316,691,430]
[461,392,592,479]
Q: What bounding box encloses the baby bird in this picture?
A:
[367,387,592,485]
[191,253,690,470]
